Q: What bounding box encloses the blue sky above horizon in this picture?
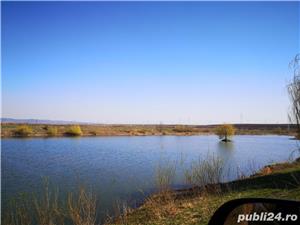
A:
[2,1,299,124]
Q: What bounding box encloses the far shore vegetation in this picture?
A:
[1,123,297,138]
[11,125,33,137]
[45,126,58,136]
[64,125,83,136]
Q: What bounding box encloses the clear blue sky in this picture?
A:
[2,1,299,124]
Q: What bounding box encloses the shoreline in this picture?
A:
[1,123,296,138]
[1,133,295,138]
[109,158,300,225]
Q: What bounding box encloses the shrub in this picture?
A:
[138,129,146,134]
[89,131,97,136]
[64,125,82,136]
[172,125,194,133]
[215,124,235,142]
[13,125,33,137]
[155,161,176,192]
[185,154,224,189]
[46,126,58,136]
[3,179,97,225]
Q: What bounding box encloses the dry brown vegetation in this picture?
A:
[184,154,224,190]
[3,179,97,225]
[46,126,58,136]
[1,123,296,138]
[109,159,300,225]
[11,125,33,137]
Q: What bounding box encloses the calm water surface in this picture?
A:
[2,135,298,221]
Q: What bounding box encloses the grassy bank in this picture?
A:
[1,123,296,138]
[108,160,300,225]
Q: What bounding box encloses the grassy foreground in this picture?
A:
[108,160,300,225]
[1,123,296,137]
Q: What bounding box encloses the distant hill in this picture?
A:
[0,118,296,129]
[1,118,94,125]
[194,123,296,129]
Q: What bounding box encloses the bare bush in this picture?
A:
[67,187,97,225]
[155,160,176,193]
[2,180,97,225]
[288,54,300,136]
[184,154,224,189]
[32,178,64,225]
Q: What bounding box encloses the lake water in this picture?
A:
[2,135,299,222]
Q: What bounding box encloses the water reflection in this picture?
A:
[218,141,234,151]
[217,141,234,162]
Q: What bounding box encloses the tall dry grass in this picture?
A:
[137,160,179,220]
[184,154,224,193]
[67,187,97,225]
[140,154,226,221]
[32,178,64,225]
[2,179,98,225]
[3,194,32,225]
[104,200,132,225]
[155,160,176,193]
